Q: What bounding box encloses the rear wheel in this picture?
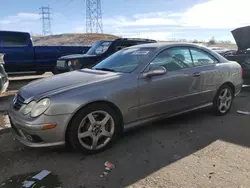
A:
[67,103,122,154]
[212,85,234,116]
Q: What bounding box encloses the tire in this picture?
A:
[52,67,59,75]
[212,84,234,116]
[67,103,122,154]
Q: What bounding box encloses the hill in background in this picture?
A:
[33,33,237,50]
[32,33,119,46]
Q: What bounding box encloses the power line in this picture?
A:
[39,6,52,36]
[86,0,103,33]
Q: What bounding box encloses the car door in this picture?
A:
[138,47,203,119]
[188,47,220,105]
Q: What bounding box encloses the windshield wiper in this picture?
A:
[95,68,115,72]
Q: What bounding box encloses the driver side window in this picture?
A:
[150,47,193,72]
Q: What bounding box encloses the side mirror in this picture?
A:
[142,65,167,78]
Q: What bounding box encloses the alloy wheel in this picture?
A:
[218,88,232,113]
[77,110,115,150]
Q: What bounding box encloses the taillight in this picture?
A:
[240,68,243,77]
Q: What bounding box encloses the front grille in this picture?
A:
[13,94,25,111]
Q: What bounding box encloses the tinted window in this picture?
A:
[190,48,218,66]
[86,41,112,55]
[2,33,28,47]
[150,47,193,71]
[116,44,133,51]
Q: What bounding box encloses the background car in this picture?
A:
[208,46,236,56]
[8,43,243,154]
[0,54,9,94]
[221,26,250,84]
[55,38,157,74]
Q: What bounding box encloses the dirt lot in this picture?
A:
[0,79,249,187]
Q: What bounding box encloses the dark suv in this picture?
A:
[55,38,157,73]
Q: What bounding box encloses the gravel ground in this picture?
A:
[0,115,10,131]
[0,87,249,188]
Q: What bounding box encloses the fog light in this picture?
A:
[42,124,57,130]
[24,133,33,141]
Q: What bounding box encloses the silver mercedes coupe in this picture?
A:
[9,43,243,153]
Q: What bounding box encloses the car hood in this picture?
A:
[20,69,122,102]
[59,54,97,60]
[232,26,250,50]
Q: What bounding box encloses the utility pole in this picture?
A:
[39,6,52,36]
[86,0,103,33]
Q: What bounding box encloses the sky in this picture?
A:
[0,0,250,42]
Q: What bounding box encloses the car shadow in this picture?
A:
[1,87,250,188]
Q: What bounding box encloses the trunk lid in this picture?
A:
[232,26,250,50]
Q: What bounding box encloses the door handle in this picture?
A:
[192,72,201,77]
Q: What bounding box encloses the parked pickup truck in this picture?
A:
[0,31,91,74]
[55,38,157,73]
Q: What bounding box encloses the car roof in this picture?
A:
[0,30,30,35]
[126,42,206,49]
[98,38,157,43]
[115,38,156,42]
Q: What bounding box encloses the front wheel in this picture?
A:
[212,85,234,116]
[52,67,59,75]
[67,103,122,154]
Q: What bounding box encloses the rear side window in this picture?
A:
[2,33,28,47]
[190,48,218,67]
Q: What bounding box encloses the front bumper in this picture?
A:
[56,59,86,73]
[8,110,72,148]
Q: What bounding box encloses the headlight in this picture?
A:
[30,98,50,118]
[22,101,36,115]
[68,60,72,67]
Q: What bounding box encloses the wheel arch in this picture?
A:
[65,100,124,141]
[220,81,235,96]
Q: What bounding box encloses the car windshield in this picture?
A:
[93,47,156,73]
[86,41,112,55]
